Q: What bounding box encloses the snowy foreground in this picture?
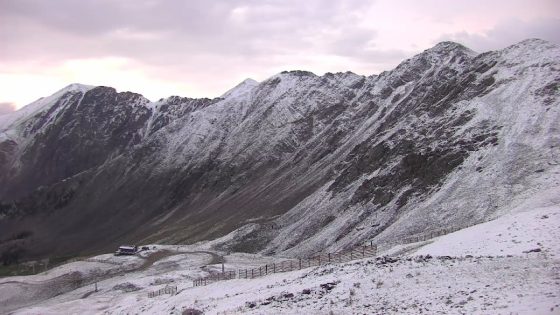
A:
[2,203,559,315]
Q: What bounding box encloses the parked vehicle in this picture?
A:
[114,245,138,256]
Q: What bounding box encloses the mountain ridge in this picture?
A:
[0,39,558,260]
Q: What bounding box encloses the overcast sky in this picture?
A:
[0,0,559,111]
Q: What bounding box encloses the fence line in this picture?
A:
[371,219,488,252]
[191,218,493,287]
[192,244,378,287]
[148,285,177,298]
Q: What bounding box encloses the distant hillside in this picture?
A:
[0,39,558,260]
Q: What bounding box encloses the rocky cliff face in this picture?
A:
[0,39,558,259]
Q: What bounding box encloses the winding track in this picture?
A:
[0,249,224,313]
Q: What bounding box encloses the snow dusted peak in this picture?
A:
[38,83,94,105]
[220,78,259,99]
[59,83,95,94]
[494,38,560,68]
[324,71,359,79]
[279,70,317,77]
[0,83,95,130]
[421,41,477,61]
[500,38,559,56]
[508,38,556,49]
[323,71,365,88]
[241,78,259,85]
[84,86,151,107]
[263,70,318,87]
[380,41,476,84]
[431,41,474,52]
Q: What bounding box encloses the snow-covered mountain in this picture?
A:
[0,39,558,260]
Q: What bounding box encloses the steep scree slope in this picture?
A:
[0,39,558,259]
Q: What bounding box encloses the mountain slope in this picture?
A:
[0,39,558,260]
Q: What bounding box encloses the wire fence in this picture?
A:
[191,218,493,287]
[193,271,236,286]
[192,244,378,287]
[148,285,178,298]
[372,219,487,252]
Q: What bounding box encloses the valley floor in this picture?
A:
[2,204,559,315]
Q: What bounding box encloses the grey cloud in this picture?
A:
[403,0,560,25]
[0,0,234,36]
[0,0,389,93]
[329,28,378,55]
[0,0,379,62]
[2,0,558,101]
[0,102,16,115]
[327,27,409,65]
[438,18,560,52]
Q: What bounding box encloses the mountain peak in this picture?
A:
[425,41,477,57]
[220,78,259,99]
[58,83,95,94]
[505,38,557,51]
[279,70,317,77]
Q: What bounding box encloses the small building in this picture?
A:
[115,245,138,256]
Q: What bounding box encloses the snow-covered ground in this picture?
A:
[2,197,558,314]
[415,205,560,258]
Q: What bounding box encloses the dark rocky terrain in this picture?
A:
[0,39,558,260]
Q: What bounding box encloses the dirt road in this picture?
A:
[1,249,224,313]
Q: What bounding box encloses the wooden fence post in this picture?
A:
[328,253,331,263]
[273,263,276,273]
[290,260,293,271]
[265,264,268,275]
[251,269,254,278]
[299,258,302,269]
